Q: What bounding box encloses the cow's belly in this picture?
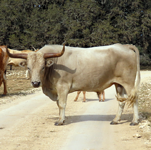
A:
[69,76,113,93]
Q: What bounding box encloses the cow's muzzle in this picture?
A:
[32,81,40,88]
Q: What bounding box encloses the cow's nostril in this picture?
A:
[32,81,40,88]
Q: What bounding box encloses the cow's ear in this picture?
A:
[19,61,27,67]
[46,59,54,67]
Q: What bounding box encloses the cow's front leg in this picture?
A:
[55,84,69,126]
[55,97,67,126]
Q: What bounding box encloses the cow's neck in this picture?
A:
[42,57,59,88]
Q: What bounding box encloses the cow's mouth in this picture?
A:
[32,81,40,88]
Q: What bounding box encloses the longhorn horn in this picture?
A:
[43,43,65,59]
[32,46,36,51]
[6,46,27,59]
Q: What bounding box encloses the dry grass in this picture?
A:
[138,80,151,144]
[139,82,151,122]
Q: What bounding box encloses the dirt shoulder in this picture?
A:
[138,71,151,147]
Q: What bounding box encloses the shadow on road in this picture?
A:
[84,98,114,102]
[48,113,133,125]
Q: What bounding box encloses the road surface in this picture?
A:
[0,71,150,150]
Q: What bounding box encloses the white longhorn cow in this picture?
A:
[6,43,141,126]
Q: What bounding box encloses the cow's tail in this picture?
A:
[117,44,141,106]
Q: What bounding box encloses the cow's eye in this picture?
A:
[42,67,45,70]
[27,67,30,71]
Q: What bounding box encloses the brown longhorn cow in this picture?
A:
[0,46,9,95]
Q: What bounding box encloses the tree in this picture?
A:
[0,0,150,66]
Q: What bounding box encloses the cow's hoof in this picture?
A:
[54,120,64,126]
[99,100,101,102]
[110,121,118,125]
[130,122,139,126]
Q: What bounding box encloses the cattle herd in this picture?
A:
[0,43,140,126]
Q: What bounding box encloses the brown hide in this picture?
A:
[0,46,9,95]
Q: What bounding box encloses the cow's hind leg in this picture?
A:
[110,84,126,125]
[102,91,105,102]
[130,94,139,126]
[97,91,105,102]
[97,92,102,102]
[74,91,81,101]
[55,84,69,126]
[83,91,86,102]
